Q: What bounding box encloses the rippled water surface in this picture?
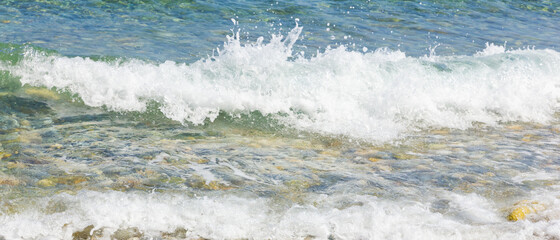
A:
[1,0,560,239]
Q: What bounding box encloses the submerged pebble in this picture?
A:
[507,200,546,221]
[37,179,55,187]
[0,175,22,186]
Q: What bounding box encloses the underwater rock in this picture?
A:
[192,180,232,190]
[72,225,104,240]
[16,131,42,144]
[72,225,94,240]
[507,200,545,221]
[161,227,188,239]
[24,87,60,100]
[284,179,319,190]
[37,179,56,187]
[197,159,209,164]
[0,95,52,115]
[111,227,143,240]
[114,177,143,190]
[58,176,88,185]
[163,176,186,185]
[0,201,21,215]
[0,175,22,186]
[6,161,26,169]
[38,176,88,187]
[188,175,234,190]
[508,206,532,221]
[0,152,12,160]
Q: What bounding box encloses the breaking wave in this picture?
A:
[2,27,560,142]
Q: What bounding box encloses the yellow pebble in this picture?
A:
[508,206,532,221]
[1,20,10,24]
[37,179,56,187]
[368,157,381,162]
[507,200,545,221]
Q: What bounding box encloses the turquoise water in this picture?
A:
[2,0,560,61]
[1,1,560,239]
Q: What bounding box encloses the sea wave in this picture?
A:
[1,27,560,142]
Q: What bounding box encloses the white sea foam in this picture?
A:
[0,191,558,239]
[3,27,560,142]
[512,170,560,184]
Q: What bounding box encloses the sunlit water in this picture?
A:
[1,0,560,239]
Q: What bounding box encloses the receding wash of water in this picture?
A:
[1,0,560,239]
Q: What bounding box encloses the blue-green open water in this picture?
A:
[1,1,560,239]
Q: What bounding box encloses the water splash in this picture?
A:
[2,27,560,142]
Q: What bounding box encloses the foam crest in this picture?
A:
[3,27,560,142]
[1,191,559,239]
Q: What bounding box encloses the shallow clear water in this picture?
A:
[1,0,560,239]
